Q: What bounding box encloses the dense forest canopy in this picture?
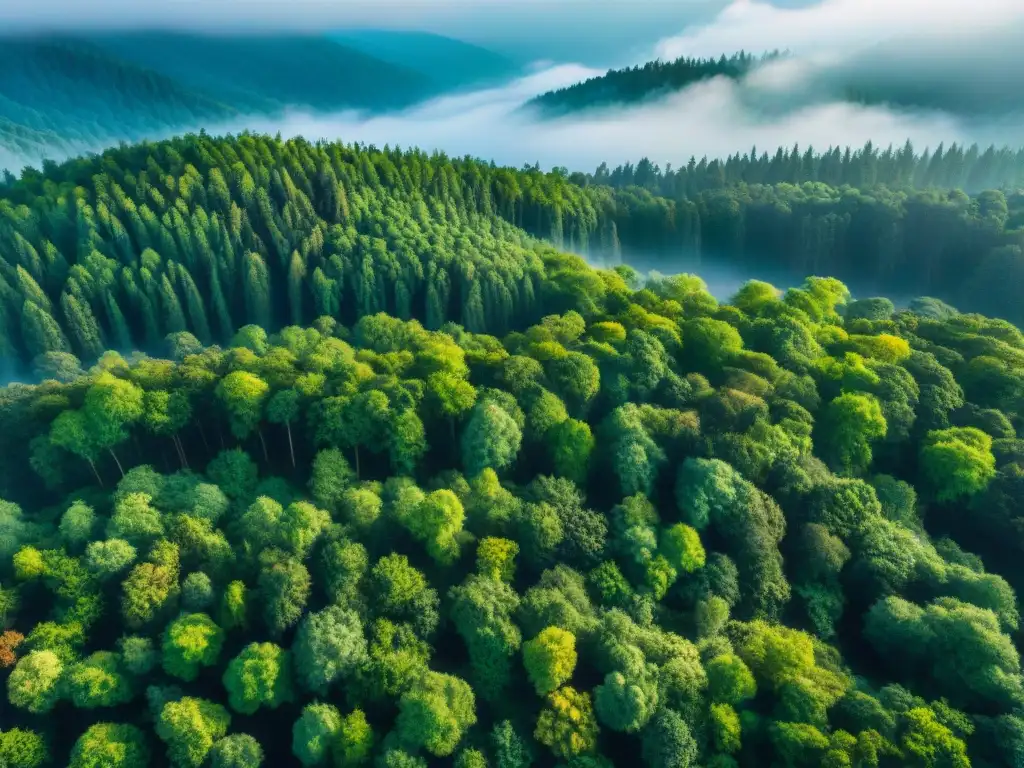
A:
[0,128,1021,767]
[0,133,1022,390]
[0,170,1023,766]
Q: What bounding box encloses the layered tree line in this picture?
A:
[526,47,1024,122]
[0,202,1023,767]
[580,141,1024,198]
[0,133,1022,385]
[524,53,771,115]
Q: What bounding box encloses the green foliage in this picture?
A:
[594,668,659,733]
[222,642,294,715]
[309,449,356,512]
[0,728,47,768]
[900,708,970,768]
[156,696,231,768]
[209,734,265,768]
[7,650,63,713]
[60,500,97,551]
[397,488,465,564]
[550,418,594,483]
[182,572,215,610]
[292,702,342,766]
[449,574,522,699]
[65,651,133,708]
[535,686,598,759]
[706,654,757,706]
[0,133,1022,768]
[258,556,311,635]
[335,708,374,767]
[710,703,742,753]
[920,427,996,501]
[292,605,368,694]
[817,393,888,475]
[396,670,477,757]
[69,723,149,768]
[660,523,706,575]
[462,401,523,477]
[119,635,157,675]
[162,612,224,681]
[523,627,577,695]
[477,537,519,582]
[641,708,698,768]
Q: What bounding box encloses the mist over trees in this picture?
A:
[525,52,774,116]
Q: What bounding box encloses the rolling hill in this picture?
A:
[0,30,517,172]
[0,37,239,165]
[84,32,434,113]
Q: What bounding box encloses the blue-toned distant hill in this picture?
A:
[0,30,513,172]
[330,29,520,92]
[0,37,241,167]
[85,32,433,113]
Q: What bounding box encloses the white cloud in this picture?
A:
[216,67,1010,174]
[655,0,1024,60]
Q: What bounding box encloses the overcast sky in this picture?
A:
[0,0,737,66]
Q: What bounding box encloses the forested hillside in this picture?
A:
[0,39,239,162]
[82,33,433,114]
[527,45,1024,119]
[0,140,1024,765]
[580,141,1024,196]
[525,53,767,116]
[0,32,487,168]
[0,134,1022,388]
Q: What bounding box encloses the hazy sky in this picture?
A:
[656,0,1023,59]
[3,0,1023,176]
[0,0,738,66]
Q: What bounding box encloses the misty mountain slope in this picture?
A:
[526,52,770,115]
[0,37,238,158]
[330,29,520,92]
[86,31,434,113]
[0,32,447,170]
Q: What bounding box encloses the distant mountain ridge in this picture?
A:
[0,30,519,172]
[330,29,520,93]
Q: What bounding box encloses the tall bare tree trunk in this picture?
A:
[87,457,103,487]
[197,422,211,454]
[286,423,296,469]
[171,435,186,469]
[176,434,190,469]
[108,448,125,478]
[258,429,269,464]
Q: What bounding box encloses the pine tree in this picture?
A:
[22,301,70,359]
